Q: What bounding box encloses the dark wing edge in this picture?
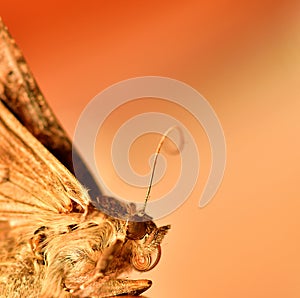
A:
[0,17,102,200]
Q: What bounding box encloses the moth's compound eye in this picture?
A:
[131,245,161,272]
[126,221,147,240]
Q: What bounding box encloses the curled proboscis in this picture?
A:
[131,245,161,272]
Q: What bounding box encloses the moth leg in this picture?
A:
[70,239,153,297]
[77,278,152,297]
[69,239,123,295]
[70,278,152,297]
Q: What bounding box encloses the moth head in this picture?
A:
[126,213,154,240]
[126,214,170,272]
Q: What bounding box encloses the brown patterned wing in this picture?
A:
[0,100,91,223]
[0,18,101,201]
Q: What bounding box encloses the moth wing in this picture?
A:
[0,100,90,223]
[0,18,101,200]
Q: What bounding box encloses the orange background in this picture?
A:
[2,1,300,297]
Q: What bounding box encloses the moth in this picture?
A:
[0,19,170,297]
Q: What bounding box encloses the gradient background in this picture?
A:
[2,1,300,297]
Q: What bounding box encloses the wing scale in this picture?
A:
[0,100,90,223]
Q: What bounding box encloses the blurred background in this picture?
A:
[2,1,300,297]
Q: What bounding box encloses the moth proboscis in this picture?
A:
[0,18,170,298]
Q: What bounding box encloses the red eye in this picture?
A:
[131,245,161,272]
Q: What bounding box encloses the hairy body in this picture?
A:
[0,212,162,297]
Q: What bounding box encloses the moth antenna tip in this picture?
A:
[142,126,184,213]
